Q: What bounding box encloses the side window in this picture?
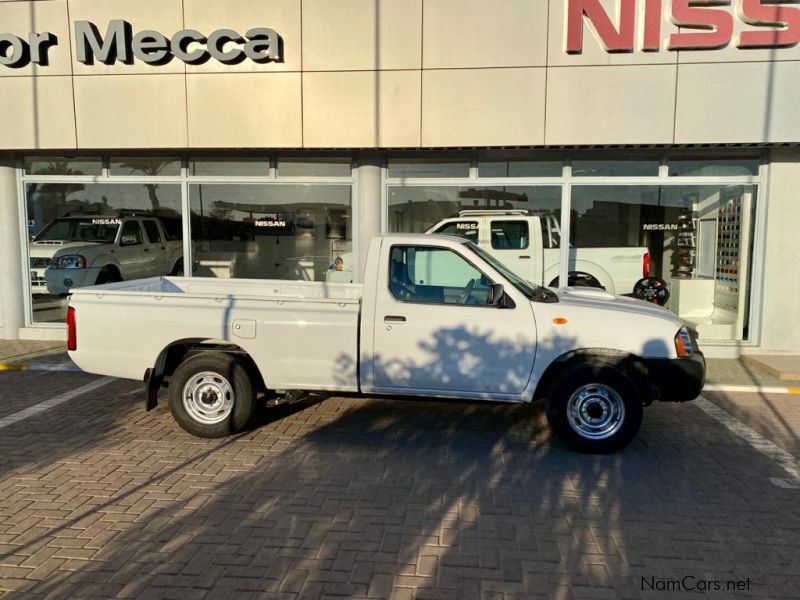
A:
[143,221,161,244]
[434,221,479,243]
[119,221,143,246]
[491,220,529,250]
[541,215,561,249]
[389,245,491,305]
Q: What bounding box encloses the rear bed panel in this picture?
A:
[68,278,362,391]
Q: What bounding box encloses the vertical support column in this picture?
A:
[356,151,382,283]
[0,160,25,339]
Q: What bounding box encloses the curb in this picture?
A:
[703,384,800,395]
[0,362,81,373]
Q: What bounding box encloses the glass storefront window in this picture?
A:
[26,182,183,324]
[570,185,757,341]
[388,159,471,179]
[24,157,102,177]
[278,158,351,177]
[110,157,181,177]
[668,159,759,177]
[190,158,270,177]
[572,160,659,177]
[388,185,564,286]
[190,184,352,282]
[387,185,561,234]
[478,160,562,178]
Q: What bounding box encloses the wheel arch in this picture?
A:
[533,348,653,406]
[89,258,122,281]
[169,256,184,275]
[145,338,267,411]
[544,261,616,295]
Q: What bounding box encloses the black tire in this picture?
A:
[545,362,644,453]
[168,352,256,438]
[170,258,184,276]
[95,266,122,285]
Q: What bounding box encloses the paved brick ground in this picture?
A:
[0,370,100,419]
[704,359,786,388]
[0,342,65,364]
[704,391,800,460]
[0,371,798,599]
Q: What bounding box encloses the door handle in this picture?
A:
[143,248,150,252]
[519,255,531,259]
[384,315,406,322]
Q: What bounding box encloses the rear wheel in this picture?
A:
[168,352,256,438]
[546,362,643,453]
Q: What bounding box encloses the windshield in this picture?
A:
[464,241,541,299]
[34,218,121,243]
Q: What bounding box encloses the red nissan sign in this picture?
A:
[566,0,800,53]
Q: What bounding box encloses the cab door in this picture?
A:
[370,244,537,398]
[115,220,148,279]
[141,220,170,276]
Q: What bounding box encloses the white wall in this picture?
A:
[752,149,800,353]
[0,161,24,339]
[3,0,800,150]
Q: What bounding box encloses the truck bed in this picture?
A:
[68,277,363,390]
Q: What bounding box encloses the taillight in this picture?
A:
[643,252,651,278]
[67,306,77,351]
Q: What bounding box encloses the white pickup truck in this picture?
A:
[29,216,184,295]
[67,234,704,453]
[427,210,650,296]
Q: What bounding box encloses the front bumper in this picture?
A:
[45,267,101,295]
[643,350,706,403]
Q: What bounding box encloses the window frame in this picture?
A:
[387,244,497,308]
[142,220,162,244]
[490,219,530,250]
[119,220,144,247]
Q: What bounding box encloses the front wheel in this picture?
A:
[546,363,643,453]
[168,352,256,438]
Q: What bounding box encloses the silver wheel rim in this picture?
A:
[182,371,235,425]
[566,383,625,440]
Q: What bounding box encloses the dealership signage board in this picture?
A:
[0,20,282,68]
[1,2,798,69]
[567,0,800,53]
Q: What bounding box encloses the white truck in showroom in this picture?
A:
[29,215,184,295]
[67,234,705,453]
[427,210,651,296]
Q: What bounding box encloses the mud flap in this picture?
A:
[143,351,168,412]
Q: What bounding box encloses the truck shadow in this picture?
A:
[9,328,799,598]
[16,385,799,599]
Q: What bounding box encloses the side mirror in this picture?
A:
[488,283,505,307]
[488,283,516,308]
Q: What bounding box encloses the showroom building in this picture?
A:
[1,0,800,359]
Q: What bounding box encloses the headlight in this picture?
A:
[675,326,693,358]
[52,255,87,269]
